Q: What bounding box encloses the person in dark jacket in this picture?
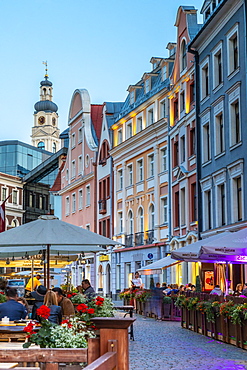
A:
[81,279,95,299]
[242,283,247,297]
[0,287,26,321]
[31,285,47,320]
[42,290,62,325]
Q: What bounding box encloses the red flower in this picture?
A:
[95,301,103,306]
[77,303,88,313]
[96,296,104,302]
[87,308,95,314]
[72,293,77,296]
[67,294,72,299]
[37,305,51,319]
[0,292,4,295]
[23,322,35,333]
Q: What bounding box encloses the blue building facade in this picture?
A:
[190,0,247,287]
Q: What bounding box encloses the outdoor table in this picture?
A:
[114,305,134,340]
[0,322,39,342]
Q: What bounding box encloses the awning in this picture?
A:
[138,255,181,275]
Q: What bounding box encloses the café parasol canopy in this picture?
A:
[171,231,232,262]
[138,255,181,275]
[0,215,120,287]
[200,227,247,263]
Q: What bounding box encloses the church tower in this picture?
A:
[31,63,60,153]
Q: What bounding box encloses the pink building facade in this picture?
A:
[60,89,103,231]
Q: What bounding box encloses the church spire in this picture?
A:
[43,61,49,80]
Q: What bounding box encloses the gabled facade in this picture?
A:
[59,89,103,288]
[95,102,124,295]
[169,6,200,285]
[110,53,174,292]
[190,0,247,288]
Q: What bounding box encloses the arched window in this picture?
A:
[43,88,46,95]
[53,142,56,153]
[11,219,18,228]
[181,40,187,71]
[38,141,45,150]
[138,207,144,232]
[149,204,155,230]
[98,265,103,290]
[128,210,134,235]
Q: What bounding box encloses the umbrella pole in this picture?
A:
[225,261,229,296]
[31,258,34,292]
[44,254,46,287]
[47,244,50,289]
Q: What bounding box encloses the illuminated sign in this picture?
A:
[99,255,109,262]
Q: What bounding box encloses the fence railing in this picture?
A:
[0,317,135,370]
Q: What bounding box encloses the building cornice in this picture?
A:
[110,119,168,159]
[59,172,94,195]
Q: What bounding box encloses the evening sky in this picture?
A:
[0,0,203,143]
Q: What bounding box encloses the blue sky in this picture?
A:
[0,0,203,143]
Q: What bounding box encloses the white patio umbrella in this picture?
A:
[0,215,120,287]
[200,227,247,262]
[171,232,231,262]
[138,255,180,275]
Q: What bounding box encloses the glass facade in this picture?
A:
[0,141,51,177]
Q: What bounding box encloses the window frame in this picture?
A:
[212,42,223,90]
[227,23,239,77]
[200,57,210,101]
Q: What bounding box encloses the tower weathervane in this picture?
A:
[42,61,48,79]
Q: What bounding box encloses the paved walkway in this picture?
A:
[129,314,247,370]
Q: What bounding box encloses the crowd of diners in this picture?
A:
[0,275,95,324]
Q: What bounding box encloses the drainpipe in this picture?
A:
[187,47,202,241]
[168,101,172,246]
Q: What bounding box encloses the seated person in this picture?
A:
[0,287,27,321]
[42,290,62,325]
[52,287,75,317]
[31,285,47,320]
[16,297,29,319]
[210,284,223,296]
[242,283,247,297]
[81,279,95,299]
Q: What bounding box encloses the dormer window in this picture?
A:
[162,65,167,81]
[130,90,135,105]
[205,6,211,20]
[145,78,150,93]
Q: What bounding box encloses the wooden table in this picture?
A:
[0,324,28,342]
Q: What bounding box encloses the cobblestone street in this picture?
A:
[129,314,247,370]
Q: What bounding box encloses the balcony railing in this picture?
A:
[98,199,106,214]
[135,232,144,246]
[146,229,154,244]
[125,234,134,247]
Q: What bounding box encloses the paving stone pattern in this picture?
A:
[129,314,247,370]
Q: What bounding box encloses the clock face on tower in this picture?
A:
[52,117,56,126]
[38,116,45,124]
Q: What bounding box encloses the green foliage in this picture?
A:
[175,295,186,308]
[195,275,202,293]
[0,293,7,303]
[163,296,172,304]
[70,293,88,304]
[231,303,247,325]
[134,290,151,302]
